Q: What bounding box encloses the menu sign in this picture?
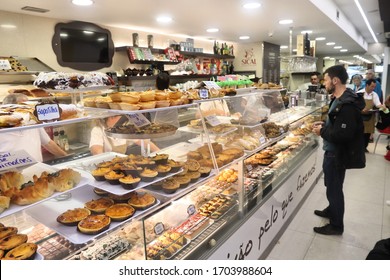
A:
[0,151,37,171]
[262,42,280,84]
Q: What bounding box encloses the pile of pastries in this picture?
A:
[106,123,177,136]
[146,230,187,260]
[0,168,81,212]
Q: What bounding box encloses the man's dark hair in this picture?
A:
[324,65,349,85]
[156,72,170,90]
[365,78,377,86]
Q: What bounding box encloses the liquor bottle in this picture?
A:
[213,40,217,54]
[304,33,310,56]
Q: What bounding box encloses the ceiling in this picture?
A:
[0,0,388,64]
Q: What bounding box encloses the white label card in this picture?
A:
[259,137,266,144]
[0,150,37,171]
[187,204,196,216]
[127,113,151,127]
[35,103,61,121]
[0,59,12,70]
[206,115,221,127]
[154,222,165,235]
[199,88,209,99]
[203,81,221,89]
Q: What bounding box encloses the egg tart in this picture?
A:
[121,92,140,104]
[139,168,158,182]
[167,159,184,173]
[120,163,142,177]
[150,180,163,190]
[84,197,115,214]
[108,192,134,203]
[104,170,125,185]
[185,159,200,172]
[198,166,211,177]
[2,243,38,260]
[127,192,156,210]
[78,214,111,235]
[57,208,91,226]
[155,164,172,176]
[0,234,28,251]
[96,161,113,168]
[0,227,18,240]
[173,175,191,188]
[91,167,111,181]
[93,188,109,196]
[162,179,180,194]
[105,204,135,222]
[119,175,141,190]
[151,154,169,165]
[186,171,201,182]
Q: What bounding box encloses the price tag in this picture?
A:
[203,81,221,89]
[259,137,266,144]
[246,164,253,172]
[0,59,11,70]
[206,115,221,127]
[127,113,151,127]
[0,150,37,171]
[187,204,196,216]
[199,88,209,99]
[279,127,284,134]
[34,103,61,121]
[154,222,165,235]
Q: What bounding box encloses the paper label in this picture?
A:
[154,222,165,235]
[203,81,221,89]
[246,164,253,171]
[0,150,37,171]
[0,59,12,70]
[259,137,266,144]
[127,113,151,127]
[187,204,196,216]
[35,103,61,121]
[199,88,209,99]
[206,115,221,127]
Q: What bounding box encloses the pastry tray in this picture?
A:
[105,129,178,140]
[147,236,190,260]
[26,184,161,244]
[0,162,90,219]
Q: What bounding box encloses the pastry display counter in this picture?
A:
[0,87,325,260]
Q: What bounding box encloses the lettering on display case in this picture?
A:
[209,153,319,260]
[0,151,36,171]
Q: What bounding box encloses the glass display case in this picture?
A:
[0,88,324,260]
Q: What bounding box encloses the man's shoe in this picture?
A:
[314,209,330,218]
[313,224,343,235]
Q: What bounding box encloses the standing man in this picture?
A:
[312,65,366,235]
[364,69,383,102]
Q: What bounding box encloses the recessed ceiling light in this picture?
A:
[315,37,326,41]
[243,2,261,9]
[0,24,17,28]
[280,45,288,49]
[340,49,348,52]
[206,28,219,33]
[324,56,330,59]
[334,46,342,49]
[293,49,297,52]
[60,33,68,37]
[156,16,173,23]
[279,19,293,25]
[72,0,94,6]
[239,36,250,40]
[301,30,312,34]
[326,42,336,45]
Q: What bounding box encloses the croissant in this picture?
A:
[0,171,24,198]
[12,180,47,205]
[47,169,81,192]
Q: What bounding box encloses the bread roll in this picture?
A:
[58,104,78,120]
[0,196,10,214]
[30,88,51,97]
[0,171,24,197]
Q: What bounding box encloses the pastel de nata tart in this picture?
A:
[139,168,158,182]
[104,170,125,185]
[0,227,18,240]
[93,188,109,196]
[119,175,141,190]
[186,171,201,182]
[198,166,211,177]
[120,163,142,177]
[108,192,134,203]
[2,242,38,260]
[173,175,191,188]
[96,161,113,168]
[162,178,180,194]
[91,167,111,181]
[56,208,92,226]
[105,203,135,222]
[185,159,200,172]
[120,92,140,104]
[127,192,156,210]
[140,90,156,102]
[167,159,184,173]
[150,180,163,190]
[84,197,115,214]
[150,154,169,165]
[155,164,172,176]
[0,234,28,251]
[77,214,111,235]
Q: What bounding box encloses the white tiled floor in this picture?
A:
[266,133,390,260]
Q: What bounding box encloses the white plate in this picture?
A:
[26,184,160,244]
[0,162,90,219]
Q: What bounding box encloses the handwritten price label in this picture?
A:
[0,150,36,171]
[35,103,61,121]
[154,222,165,235]
[206,115,221,127]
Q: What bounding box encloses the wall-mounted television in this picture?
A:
[52,21,114,71]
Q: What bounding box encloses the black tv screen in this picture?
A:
[60,28,109,63]
[52,21,114,71]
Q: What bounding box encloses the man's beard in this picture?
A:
[326,85,335,95]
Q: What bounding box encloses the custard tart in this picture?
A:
[57,208,91,226]
[3,242,37,260]
[0,234,28,251]
[0,227,18,240]
[127,192,156,210]
[78,214,111,235]
[84,197,114,214]
[105,204,135,222]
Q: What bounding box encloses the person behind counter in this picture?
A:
[89,115,159,155]
[0,93,67,162]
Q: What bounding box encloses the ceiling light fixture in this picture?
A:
[324,56,330,59]
[279,19,293,25]
[339,59,353,65]
[354,0,378,43]
[243,2,261,9]
[334,46,342,49]
[315,37,326,41]
[280,45,288,49]
[372,54,381,63]
[340,49,348,52]
[156,16,173,23]
[301,30,312,34]
[239,36,250,40]
[206,28,219,33]
[72,0,94,6]
[0,24,17,28]
[326,42,335,45]
[293,49,297,52]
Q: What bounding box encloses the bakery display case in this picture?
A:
[0,85,325,260]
